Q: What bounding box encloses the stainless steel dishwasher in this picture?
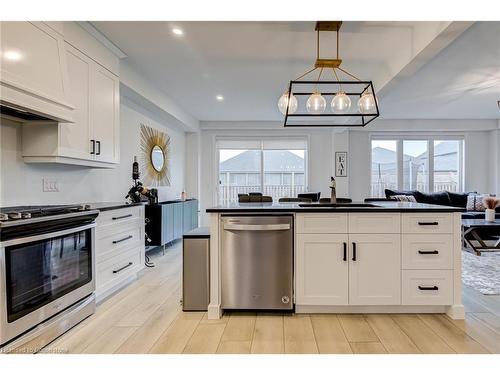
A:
[221,215,293,310]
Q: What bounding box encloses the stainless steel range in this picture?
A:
[0,205,99,353]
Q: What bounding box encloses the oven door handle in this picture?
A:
[0,223,96,248]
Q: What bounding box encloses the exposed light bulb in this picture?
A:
[278,92,298,115]
[306,92,326,114]
[331,92,352,114]
[358,93,376,114]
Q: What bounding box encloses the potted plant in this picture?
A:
[483,196,500,222]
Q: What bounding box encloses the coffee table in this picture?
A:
[462,219,500,256]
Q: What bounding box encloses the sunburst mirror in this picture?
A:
[140,123,171,186]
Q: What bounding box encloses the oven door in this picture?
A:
[0,223,95,346]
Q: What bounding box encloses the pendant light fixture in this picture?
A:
[279,21,380,127]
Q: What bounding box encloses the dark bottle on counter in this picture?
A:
[132,156,140,181]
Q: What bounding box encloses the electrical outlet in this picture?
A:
[43,179,59,192]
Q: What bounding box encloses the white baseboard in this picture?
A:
[295,305,449,315]
[207,304,222,319]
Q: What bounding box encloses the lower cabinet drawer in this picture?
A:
[402,270,453,305]
[96,226,142,263]
[402,234,453,270]
[96,250,141,289]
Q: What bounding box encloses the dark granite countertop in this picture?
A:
[83,202,146,212]
[206,201,465,213]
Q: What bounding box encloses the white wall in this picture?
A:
[0,98,186,207]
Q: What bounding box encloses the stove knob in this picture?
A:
[8,212,22,220]
[0,213,8,221]
[21,212,32,219]
[77,204,91,211]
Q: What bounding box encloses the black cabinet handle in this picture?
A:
[96,140,101,155]
[113,235,133,244]
[352,242,357,261]
[418,250,439,255]
[90,140,95,155]
[418,221,439,226]
[343,242,347,262]
[418,286,439,291]
[112,214,133,220]
[112,262,133,274]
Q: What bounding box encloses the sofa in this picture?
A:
[384,189,500,220]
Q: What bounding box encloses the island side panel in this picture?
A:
[446,212,465,319]
[208,212,222,319]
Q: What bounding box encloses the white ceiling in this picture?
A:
[379,21,500,119]
[93,21,500,122]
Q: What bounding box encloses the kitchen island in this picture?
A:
[206,201,465,320]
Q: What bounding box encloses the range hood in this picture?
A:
[1,22,75,124]
[0,103,60,122]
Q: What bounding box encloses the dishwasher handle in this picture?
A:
[224,223,291,231]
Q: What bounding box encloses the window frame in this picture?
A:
[215,136,310,205]
[370,134,464,195]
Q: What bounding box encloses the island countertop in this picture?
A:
[206,201,465,213]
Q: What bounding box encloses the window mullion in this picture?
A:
[428,139,434,192]
[397,139,403,190]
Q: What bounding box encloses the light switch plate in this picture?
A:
[43,178,59,192]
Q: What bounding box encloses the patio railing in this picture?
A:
[219,184,306,204]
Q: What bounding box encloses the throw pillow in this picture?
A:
[447,191,469,208]
[384,189,417,199]
[417,191,452,206]
[466,194,490,211]
[392,195,417,202]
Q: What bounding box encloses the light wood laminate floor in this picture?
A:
[43,243,500,354]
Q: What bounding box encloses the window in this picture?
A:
[217,139,308,204]
[370,137,464,197]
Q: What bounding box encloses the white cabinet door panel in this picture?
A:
[402,213,453,234]
[349,234,401,305]
[92,65,119,163]
[348,213,400,233]
[296,213,348,234]
[402,270,453,305]
[59,43,92,159]
[402,234,453,270]
[296,234,348,305]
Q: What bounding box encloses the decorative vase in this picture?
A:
[485,208,495,222]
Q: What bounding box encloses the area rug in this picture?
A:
[462,250,500,295]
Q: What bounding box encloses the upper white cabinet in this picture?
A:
[21,24,120,168]
[0,22,74,122]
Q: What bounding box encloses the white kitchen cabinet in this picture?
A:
[91,63,119,163]
[348,234,401,305]
[95,206,145,302]
[296,234,348,305]
[0,21,74,122]
[22,42,120,167]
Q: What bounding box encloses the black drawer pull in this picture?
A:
[90,139,95,155]
[343,242,347,262]
[352,242,357,261]
[418,286,439,291]
[418,221,439,226]
[418,250,439,255]
[113,262,133,274]
[113,235,133,244]
[96,140,101,156]
[112,214,133,220]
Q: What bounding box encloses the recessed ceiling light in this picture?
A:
[172,28,184,36]
[216,95,224,102]
[3,50,22,61]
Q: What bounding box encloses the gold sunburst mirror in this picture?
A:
[140,123,171,186]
